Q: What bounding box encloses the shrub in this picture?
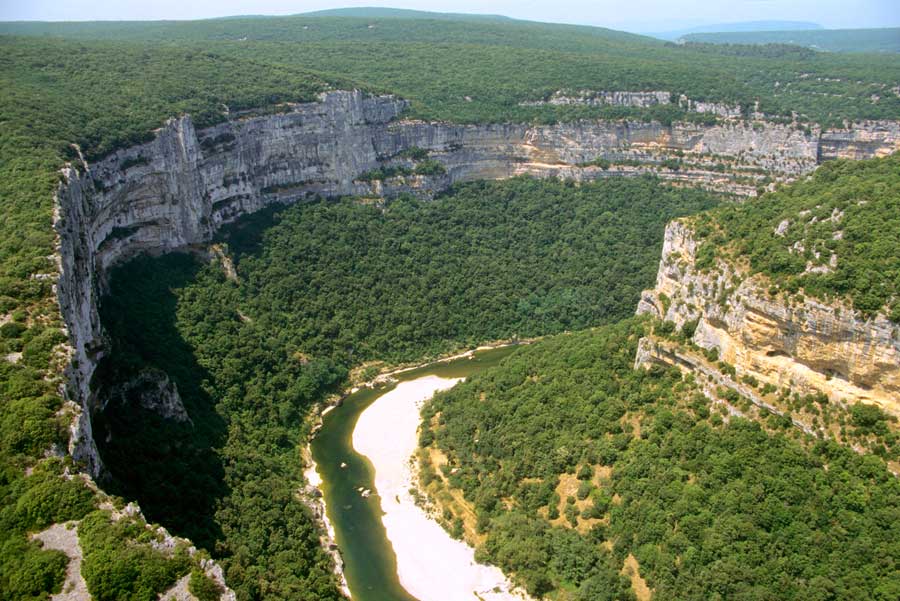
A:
[188,569,223,601]
[576,481,593,500]
[79,511,189,601]
[0,322,27,339]
[680,318,699,339]
[12,470,95,531]
[413,159,447,176]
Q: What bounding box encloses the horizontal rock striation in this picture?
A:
[520,89,746,118]
[634,336,820,436]
[636,220,900,416]
[818,120,900,161]
[54,90,899,475]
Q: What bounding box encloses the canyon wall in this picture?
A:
[54,90,899,474]
[636,220,900,417]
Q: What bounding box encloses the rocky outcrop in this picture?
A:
[54,90,899,475]
[521,90,672,108]
[819,120,900,161]
[677,95,743,119]
[119,502,236,601]
[635,337,820,436]
[101,369,192,424]
[522,89,750,119]
[32,521,90,601]
[520,89,746,118]
[31,498,236,601]
[636,220,900,416]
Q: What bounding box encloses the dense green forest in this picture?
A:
[692,154,900,320]
[94,176,717,600]
[228,177,718,362]
[421,319,900,600]
[3,15,899,129]
[683,27,900,54]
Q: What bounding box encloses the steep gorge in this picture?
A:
[54,89,899,475]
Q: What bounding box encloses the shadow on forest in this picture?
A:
[93,253,227,551]
[218,203,289,263]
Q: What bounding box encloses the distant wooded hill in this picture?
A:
[683,27,900,53]
[650,19,822,41]
[301,7,514,21]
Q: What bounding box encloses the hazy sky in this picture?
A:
[1,0,898,32]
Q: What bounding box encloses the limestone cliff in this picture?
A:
[54,89,899,475]
[636,220,900,417]
[818,120,900,161]
[520,89,672,108]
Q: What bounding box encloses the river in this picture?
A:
[309,346,521,601]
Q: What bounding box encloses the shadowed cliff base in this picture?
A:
[95,254,227,551]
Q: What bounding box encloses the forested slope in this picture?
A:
[420,319,900,600]
[691,154,900,319]
[4,14,900,127]
[683,27,900,54]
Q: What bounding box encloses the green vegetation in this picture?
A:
[4,14,900,134]
[692,154,900,319]
[413,159,447,176]
[0,461,95,600]
[95,176,716,599]
[356,165,414,181]
[397,146,431,160]
[421,319,900,599]
[223,177,717,362]
[78,510,190,601]
[356,154,447,181]
[189,569,225,601]
[0,10,898,599]
[684,27,900,54]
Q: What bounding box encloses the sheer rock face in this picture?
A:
[819,120,900,161]
[54,90,900,475]
[637,220,900,416]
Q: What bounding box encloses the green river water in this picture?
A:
[310,345,520,601]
